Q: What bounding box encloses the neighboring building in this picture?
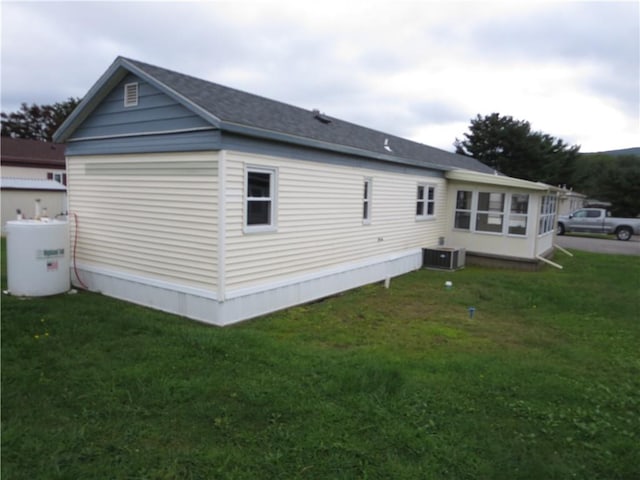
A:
[1,137,67,231]
[585,199,612,209]
[53,57,560,326]
[557,187,587,215]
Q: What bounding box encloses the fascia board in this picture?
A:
[53,58,129,143]
[220,121,451,173]
[446,169,555,191]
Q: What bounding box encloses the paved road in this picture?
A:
[555,234,640,256]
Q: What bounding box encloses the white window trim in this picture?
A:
[453,190,474,231]
[244,165,278,234]
[124,82,139,107]
[363,177,372,225]
[475,191,506,235]
[453,189,534,237]
[538,194,557,237]
[416,183,436,221]
[507,193,529,237]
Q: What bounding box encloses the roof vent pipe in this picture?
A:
[312,109,331,124]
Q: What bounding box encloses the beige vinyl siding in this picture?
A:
[68,152,218,290]
[224,151,446,290]
[2,166,64,179]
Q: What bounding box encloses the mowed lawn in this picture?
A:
[2,241,639,479]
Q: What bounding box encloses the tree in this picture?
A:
[572,154,640,217]
[1,97,81,142]
[454,113,580,186]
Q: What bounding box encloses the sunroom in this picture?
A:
[443,170,560,269]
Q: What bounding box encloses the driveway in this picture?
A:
[555,234,640,256]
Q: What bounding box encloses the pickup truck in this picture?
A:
[557,208,640,241]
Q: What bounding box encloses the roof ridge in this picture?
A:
[123,58,422,141]
[123,57,316,113]
[57,56,495,174]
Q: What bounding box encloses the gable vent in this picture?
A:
[124,82,139,107]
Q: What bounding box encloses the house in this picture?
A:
[557,187,587,215]
[53,57,560,326]
[1,137,67,231]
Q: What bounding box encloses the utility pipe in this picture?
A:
[536,255,563,270]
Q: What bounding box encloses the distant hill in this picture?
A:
[584,147,640,157]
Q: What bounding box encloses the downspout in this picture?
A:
[536,255,563,269]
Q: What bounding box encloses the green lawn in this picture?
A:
[2,241,639,479]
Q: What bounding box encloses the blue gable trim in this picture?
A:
[54,57,222,143]
[70,74,213,141]
[64,73,218,155]
[65,130,221,156]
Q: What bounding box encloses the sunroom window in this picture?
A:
[454,190,473,229]
[538,194,557,235]
[476,192,505,233]
[508,194,529,235]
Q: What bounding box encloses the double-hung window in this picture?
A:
[476,192,505,233]
[245,166,277,232]
[416,184,436,219]
[508,194,529,235]
[363,178,372,224]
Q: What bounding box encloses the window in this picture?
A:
[454,190,473,229]
[538,194,557,235]
[363,178,372,224]
[508,194,529,235]
[416,184,436,219]
[476,192,505,233]
[245,167,277,232]
[47,172,67,185]
[124,82,139,107]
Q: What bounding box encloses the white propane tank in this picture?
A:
[6,219,70,296]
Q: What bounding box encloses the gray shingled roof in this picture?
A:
[1,137,66,169]
[124,58,493,174]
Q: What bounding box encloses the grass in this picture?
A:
[2,239,639,479]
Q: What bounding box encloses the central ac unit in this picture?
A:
[423,247,466,270]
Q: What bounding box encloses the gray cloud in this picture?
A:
[1,1,637,151]
[467,2,639,116]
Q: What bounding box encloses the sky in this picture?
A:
[1,0,638,153]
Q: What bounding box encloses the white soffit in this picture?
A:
[1,178,67,191]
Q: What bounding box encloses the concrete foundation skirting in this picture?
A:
[465,249,555,271]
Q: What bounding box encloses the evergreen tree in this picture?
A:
[454,113,580,185]
[572,154,640,217]
[1,97,81,142]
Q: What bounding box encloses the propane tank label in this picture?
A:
[37,248,65,259]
